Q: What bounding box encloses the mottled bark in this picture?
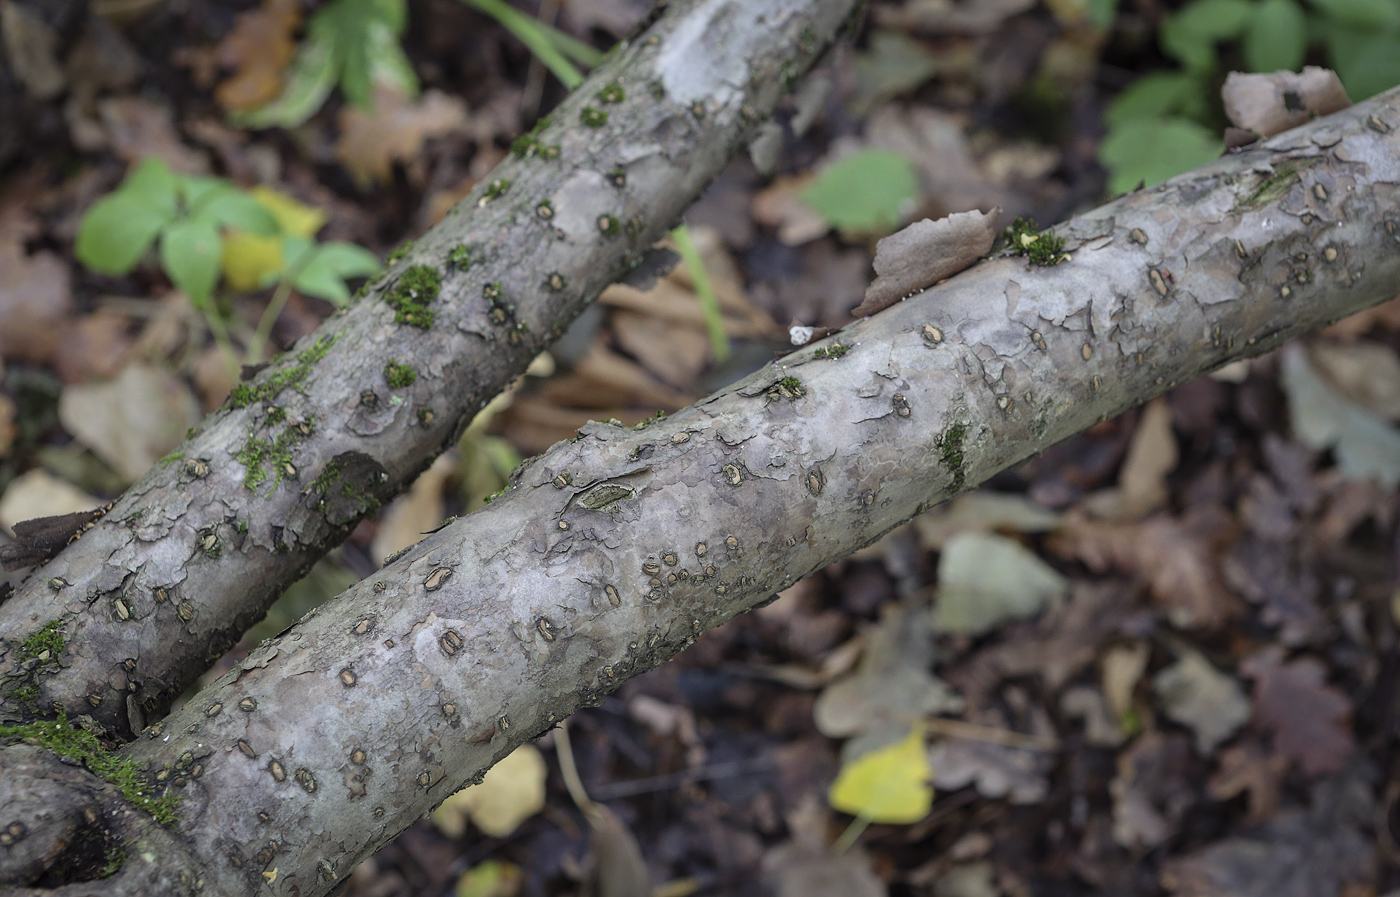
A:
[4,13,1400,896]
[7,83,1397,897]
[0,0,861,737]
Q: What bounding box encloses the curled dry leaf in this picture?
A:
[853,208,999,317]
[1222,68,1351,138]
[335,85,468,187]
[215,0,302,111]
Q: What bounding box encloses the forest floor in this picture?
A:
[2,1,1400,895]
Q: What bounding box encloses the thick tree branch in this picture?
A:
[0,0,861,736]
[84,86,1400,897]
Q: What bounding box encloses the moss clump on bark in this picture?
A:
[385,266,440,329]
[228,335,337,408]
[0,713,180,826]
[384,361,418,388]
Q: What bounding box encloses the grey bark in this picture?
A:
[3,21,1399,897]
[0,0,860,738]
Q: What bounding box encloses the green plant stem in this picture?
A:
[831,813,872,855]
[464,0,585,89]
[203,303,241,380]
[671,224,730,363]
[248,280,295,365]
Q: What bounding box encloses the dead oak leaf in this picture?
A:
[1241,647,1354,778]
[335,86,468,188]
[215,0,302,112]
[1049,509,1244,630]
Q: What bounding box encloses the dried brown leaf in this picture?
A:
[854,208,998,317]
[1083,398,1178,521]
[1222,68,1351,138]
[1241,647,1355,778]
[0,206,71,365]
[335,86,468,187]
[215,0,302,111]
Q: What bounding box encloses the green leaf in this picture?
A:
[291,241,382,305]
[1326,27,1400,99]
[160,217,223,308]
[312,0,416,109]
[1104,71,1208,127]
[1161,0,1259,68]
[1245,0,1308,70]
[801,149,919,236]
[75,191,171,275]
[1099,117,1223,195]
[365,17,419,98]
[1087,0,1121,28]
[120,158,180,216]
[198,190,280,235]
[1307,0,1400,28]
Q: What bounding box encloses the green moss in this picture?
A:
[598,82,625,104]
[387,241,412,263]
[99,843,127,878]
[228,335,337,408]
[580,106,608,127]
[448,244,474,270]
[536,199,554,219]
[0,713,180,826]
[813,343,849,359]
[1005,217,1067,266]
[384,361,418,388]
[940,422,968,490]
[484,179,510,200]
[649,81,665,100]
[21,620,65,660]
[538,144,561,160]
[158,451,185,466]
[385,265,440,329]
[597,215,620,237]
[624,216,644,238]
[236,420,309,493]
[769,376,807,401]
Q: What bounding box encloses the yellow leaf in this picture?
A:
[454,860,522,897]
[828,725,933,823]
[221,231,284,292]
[432,744,546,838]
[220,187,326,291]
[250,186,325,237]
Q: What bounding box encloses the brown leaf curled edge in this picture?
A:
[1222,68,1351,139]
[853,207,1000,317]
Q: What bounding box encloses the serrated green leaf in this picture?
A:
[75,191,172,275]
[1162,0,1260,68]
[1245,0,1308,70]
[366,18,419,98]
[291,241,382,305]
[179,175,228,213]
[1100,117,1223,194]
[1307,0,1400,28]
[160,217,223,308]
[801,149,918,236]
[199,191,280,235]
[1105,71,1207,127]
[1088,0,1121,27]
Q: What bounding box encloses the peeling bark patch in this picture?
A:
[424,567,453,591]
[577,483,635,510]
[268,760,286,782]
